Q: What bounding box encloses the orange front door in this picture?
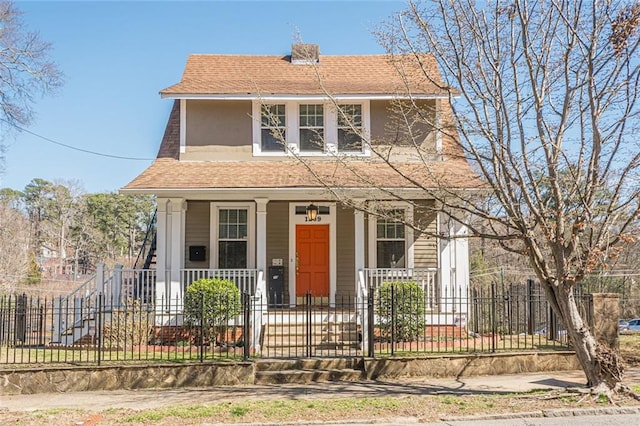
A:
[296,224,329,297]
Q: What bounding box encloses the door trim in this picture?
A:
[288,202,336,306]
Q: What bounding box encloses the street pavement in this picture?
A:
[2,367,640,424]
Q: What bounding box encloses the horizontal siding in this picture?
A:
[184,201,210,268]
[266,201,289,301]
[336,205,355,298]
[413,201,438,268]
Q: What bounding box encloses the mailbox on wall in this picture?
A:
[189,246,206,262]
[268,265,284,308]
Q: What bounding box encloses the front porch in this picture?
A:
[49,265,462,355]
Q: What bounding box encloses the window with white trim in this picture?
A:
[261,104,286,152]
[376,209,406,268]
[299,104,324,152]
[337,104,362,152]
[217,208,248,269]
[252,100,369,156]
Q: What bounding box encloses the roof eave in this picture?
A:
[159,93,452,101]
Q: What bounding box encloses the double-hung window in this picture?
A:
[375,209,406,268]
[299,104,324,152]
[261,104,286,152]
[337,104,362,152]
[218,208,248,269]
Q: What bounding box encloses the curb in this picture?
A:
[442,405,640,422]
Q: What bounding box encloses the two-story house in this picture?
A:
[122,44,480,318]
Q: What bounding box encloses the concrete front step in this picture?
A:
[256,357,363,371]
[255,358,365,385]
[255,368,364,385]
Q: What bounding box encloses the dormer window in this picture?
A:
[252,100,370,156]
[337,104,362,152]
[299,104,324,152]
[261,104,286,152]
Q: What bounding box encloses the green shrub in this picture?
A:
[377,281,425,341]
[183,278,242,345]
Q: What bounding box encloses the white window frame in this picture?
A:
[367,202,414,269]
[210,202,256,269]
[336,103,364,153]
[252,100,370,157]
[259,104,287,153]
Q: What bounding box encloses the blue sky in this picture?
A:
[1,1,404,193]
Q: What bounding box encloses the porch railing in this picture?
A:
[362,268,438,311]
[180,269,259,298]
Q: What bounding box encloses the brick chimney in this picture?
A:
[291,43,319,64]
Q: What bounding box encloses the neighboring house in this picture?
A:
[121,44,481,316]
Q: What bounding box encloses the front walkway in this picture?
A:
[3,367,640,412]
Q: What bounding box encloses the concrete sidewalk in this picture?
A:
[2,367,639,413]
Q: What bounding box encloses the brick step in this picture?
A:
[254,368,364,385]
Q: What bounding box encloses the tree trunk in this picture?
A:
[542,282,624,393]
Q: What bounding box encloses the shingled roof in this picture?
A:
[123,47,481,194]
[160,53,451,97]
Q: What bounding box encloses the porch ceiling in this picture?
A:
[121,157,484,193]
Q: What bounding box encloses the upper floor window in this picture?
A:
[337,104,362,152]
[299,104,324,152]
[252,100,370,156]
[261,104,286,152]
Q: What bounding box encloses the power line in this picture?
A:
[3,119,156,161]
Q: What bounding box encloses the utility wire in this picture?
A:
[2,118,156,161]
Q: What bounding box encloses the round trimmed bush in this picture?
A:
[377,281,426,342]
[183,278,242,345]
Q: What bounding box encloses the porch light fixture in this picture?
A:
[305,203,319,222]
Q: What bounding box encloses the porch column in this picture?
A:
[168,198,187,307]
[155,198,169,308]
[353,200,366,287]
[439,215,469,316]
[353,200,368,353]
[255,198,269,273]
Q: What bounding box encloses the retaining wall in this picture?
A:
[1,351,580,395]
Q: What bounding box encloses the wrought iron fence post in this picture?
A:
[491,281,497,352]
[367,287,375,358]
[306,292,312,358]
[200,292,205,363]
[390,284,395,357]
[243,292,250,360]
[96,293,103,366]
[527,279,534,335]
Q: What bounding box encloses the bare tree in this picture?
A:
[0,198,29,292]
[0,1,63,168]
[363,0,640,396]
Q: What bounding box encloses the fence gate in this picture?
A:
[258,292,363,358]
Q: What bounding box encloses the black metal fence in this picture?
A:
[1,281,583,367]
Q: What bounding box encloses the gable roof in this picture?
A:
[160,54,452,97]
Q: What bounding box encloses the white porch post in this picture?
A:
[353,200,367,353]
[439,215,470,317]
[255,198,268,273]
[155,198,169,308]
[168,198,187,308]
[353,200,366,285]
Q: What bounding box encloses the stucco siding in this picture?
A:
[370,99,436,157]
[185,100,252,148]
[184,201,210,268]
